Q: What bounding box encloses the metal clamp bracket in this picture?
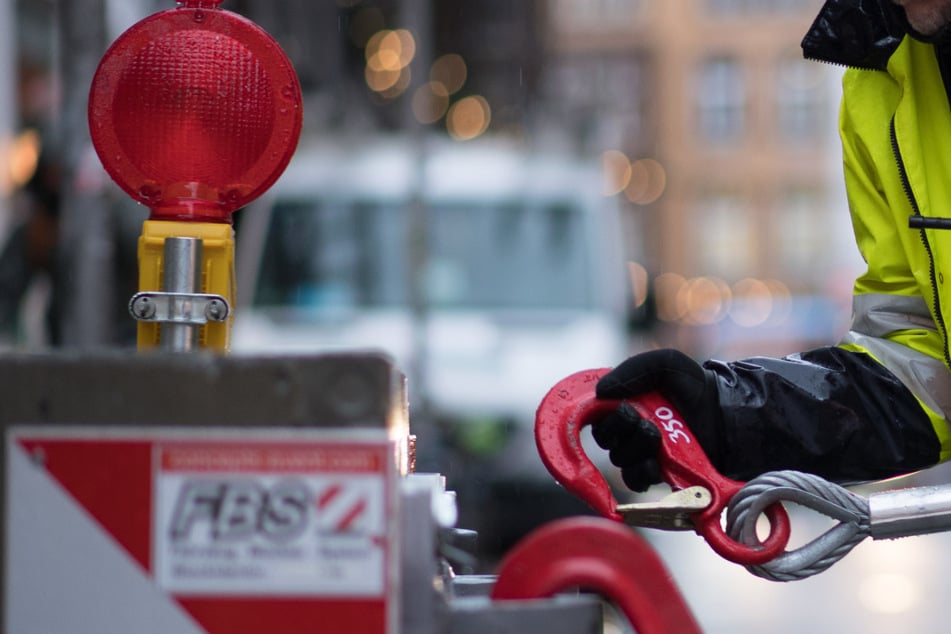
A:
[129,291,230,325]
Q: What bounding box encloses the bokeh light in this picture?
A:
[627,261,650,308]
[430,53,467,95]
[602,149,632,196]
[729,277,773,327]
[365,64,404,93]
[680,276,731,325]
[364,29,415,98]
[412,80,451,124]
[366,29,415,71]
[654,273,794,328]
[3,128,41,194]
[765,278,793,323]
[655,272,688,322]
[447,95,491,140]
[625,158,667,205]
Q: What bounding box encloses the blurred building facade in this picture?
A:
[537,0,858,358]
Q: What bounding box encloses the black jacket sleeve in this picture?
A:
[704,346,940,483]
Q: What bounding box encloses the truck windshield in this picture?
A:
[252,199,594,311]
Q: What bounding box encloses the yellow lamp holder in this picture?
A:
[131,220,235,352]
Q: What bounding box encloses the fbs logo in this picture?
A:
[168,479,311,543]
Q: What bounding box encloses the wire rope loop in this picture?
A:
[725,470,871,582]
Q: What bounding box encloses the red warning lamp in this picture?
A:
[88,2,302,223]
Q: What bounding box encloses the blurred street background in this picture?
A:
[5,1,946,632]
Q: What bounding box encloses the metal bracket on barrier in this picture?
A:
[129,291,230,325]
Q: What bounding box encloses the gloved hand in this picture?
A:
[592,346,941,488]
[592,349,723,492]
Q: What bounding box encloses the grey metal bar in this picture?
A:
[869,484,951,540]
[161,237,203,352]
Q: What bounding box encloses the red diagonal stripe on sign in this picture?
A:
[336,498,367,532]
[317,483,343,509]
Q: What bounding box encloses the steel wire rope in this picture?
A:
[725,470,871,582]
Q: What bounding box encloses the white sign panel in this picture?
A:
[153,441,388,596]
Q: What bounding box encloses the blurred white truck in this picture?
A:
[231,134,634,550]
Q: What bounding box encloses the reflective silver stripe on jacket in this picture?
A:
[842,294,951,419]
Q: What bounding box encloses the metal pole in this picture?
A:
[0,0,16,242]
[870,485,951,540]
[400,0,434,463]
[55,0,114,348]
[160,237,203,352]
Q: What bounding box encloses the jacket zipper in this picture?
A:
[890,116,951,368]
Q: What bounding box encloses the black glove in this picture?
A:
[592,346,941,489]
[592,349,723,492]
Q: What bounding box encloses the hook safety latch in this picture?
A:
[617,485,712,530]
[534,368,791,566]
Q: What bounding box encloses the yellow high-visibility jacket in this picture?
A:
[805,0,951,459]
[682,1,949,483]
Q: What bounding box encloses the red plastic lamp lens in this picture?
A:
[88,6,302,222]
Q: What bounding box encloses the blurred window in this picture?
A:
[696,56,745,145]
[254,200,593,311]
[775,52,830,144]
[776,188,827,276]
[253,200,405,309]
[692,193,754,278]
[542,54,645,144]
[550,0,645,26]
[427,202,592,309]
